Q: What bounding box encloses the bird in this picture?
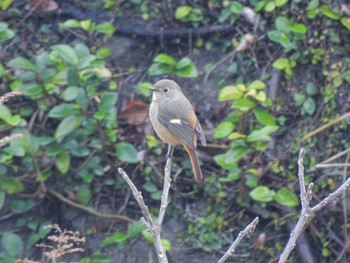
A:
[149,79,206,182]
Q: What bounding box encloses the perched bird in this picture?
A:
[149,79,206,182]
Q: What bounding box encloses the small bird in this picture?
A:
[149,79,206,182]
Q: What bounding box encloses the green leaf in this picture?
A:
[320,6,341,20]
[10,199,34,213]
[94,22,115,35]
[127,221,145,238]
[213,122,234,139]
[51,44,79,65]
[230,2,243,14]
[148,63,174,75]
[136,82,152,97]
[267,30,281,43]
[80,19,92,31]
[77,185,92,205]
[62,86,80,101]
[307,0,319,10]
[175,57,192,69]
[115,142,139,163]
[272,58,289,70]
[231,98,256,111]
[153,54,176,65]
[290,23,307,34]
[306,82,317,95]
[161,239,172,251]
[275,16,292,33]
[249,186,275,202]
[246,125,279,142]
[55,151,70,174]
[48,104,78,119]
[142,229,153,244]
[7,128,31,157]
[253,108,276,125]
[1,232,23,257]
[175,5,192,20]
[275,0,288,7]
[265,1,275,12]
[55,115,84,139]
[274,188,299,207]
[143,182,158,193]
[340,17,350,30]
[0,176,24,194]
[0,0,13,10]
[101,232,128,247]
[175,64,198,78]
[9,57,39,72]
[0,190,4,210]
[99,92,118,112]
[247,80,266,90]
[218,84,245,101]
[59,19,81,29]
[0,105,21,125]
[303,97,316,115]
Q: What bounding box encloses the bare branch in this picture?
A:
[0,91,22,105]
[0,134,23,148]
[118,153,173,263]
[217,217,259,263]
[279,148,350,262]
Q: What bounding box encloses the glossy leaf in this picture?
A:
[213,122,235,139]
[153,54,176,65]
[101,232,127,247]
[51,44,79,65]
[48,104,78,119]
[272,58,289,70]
[1,232,23,257]
[274,188,299,207]
[127,221,145,238]
[55,151,70,174]
[247,80,266,90]
[9,57,39,72]
[275,0,288,7]
[218,84,245,101]
[290,23,307,34]
[55,115,84,139]
[0,176,24,194]
[246,125,279,142]
[249,186,275,202]
[115,142,139,163]
[253,108,276,125]
[59,19,81,29]
[320,6,341,20]
[175,5,192,19]
[175,64,198,78]
[231,98,256,111]
[94,22,115,35]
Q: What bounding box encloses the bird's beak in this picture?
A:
[149,87,157,92]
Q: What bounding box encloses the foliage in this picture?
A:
[148,54,198,78]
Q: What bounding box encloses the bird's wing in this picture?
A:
[158,114,197,149]
[195,120,206,146]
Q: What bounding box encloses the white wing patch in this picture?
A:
[170,119,182,125]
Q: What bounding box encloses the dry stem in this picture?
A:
[217,217,259,263]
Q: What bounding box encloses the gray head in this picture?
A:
[150,79,184,102]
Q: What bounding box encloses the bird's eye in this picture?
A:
[163,88,169,93]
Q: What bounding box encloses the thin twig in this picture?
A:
[279,149,350,262]
[157,155,172,228]
[217,217,259,263]
[48,189,133,223]
[318,147,350,164]
[118,165,170,263]
[316,163,350,168]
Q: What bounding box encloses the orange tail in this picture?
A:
[184,145,203,183]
